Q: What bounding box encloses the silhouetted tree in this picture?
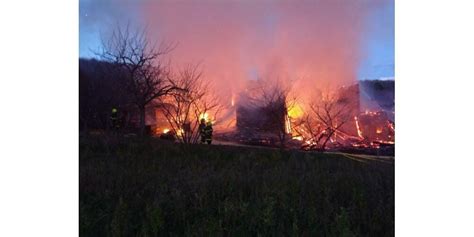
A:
[98,23,177,135]
[244,78,294,148]
[160,64,222,144]
[310,91,357,150]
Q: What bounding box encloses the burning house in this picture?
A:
[234,89,290,146]
[236,95,287,134]
[326,80,395,144]
[359,80,395,120]
[357,111,394,142]
[80,57,394,151]
[357,80,395,141]
[228,78,395,151]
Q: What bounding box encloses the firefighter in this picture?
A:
[110,107,119,130]
[199,118,207,143]
[204,121,213,144]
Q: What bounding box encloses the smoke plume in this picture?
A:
[81,0,392,104]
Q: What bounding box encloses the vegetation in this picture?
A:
[98,24,176,135]
[80,136,394,236]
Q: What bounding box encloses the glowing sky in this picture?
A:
[80,0,394,84]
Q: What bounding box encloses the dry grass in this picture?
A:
[80,136,394,236]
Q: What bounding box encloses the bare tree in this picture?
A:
[244,78,294,148]
[309,91,357,150]
[98,23,177,135]
[160,64,222,144]
[264,85,291,148]
[291,113,322,146]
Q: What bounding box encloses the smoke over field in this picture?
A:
[81,0,392,103]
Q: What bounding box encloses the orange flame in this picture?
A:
[285,115,292,134]
[354,116,363,139]
[288,103,303,118]
[292,136,303,141]
[199,113,209,122]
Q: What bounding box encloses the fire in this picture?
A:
[163,128,170,134]
[288,103,304,118]
[285,115,292,134]
[292,136,303,141]
[354,116,364,139]
[199,112,209,122]
[286,102,303,135]
[376,128,383,134]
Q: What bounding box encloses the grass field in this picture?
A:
[80,136,394,236]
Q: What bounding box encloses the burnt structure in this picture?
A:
[359,80,395,119]
[236,100,287,134]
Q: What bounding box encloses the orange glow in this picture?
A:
[376,128,383,134]
[176,128,184,137]
[163,128,170,134]
[285,115,292,134]
[130,1,392,136]
[354,116,363,139]
[288,103,304,118]
[142,1,374,107]
[199,113,209,122]
[292,136,303,141]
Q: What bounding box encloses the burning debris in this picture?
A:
[354,116,364,139]
[91,62,395,154]
[221,80,395,155]
[357,110,395,143]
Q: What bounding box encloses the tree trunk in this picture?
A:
[139,105,146,136]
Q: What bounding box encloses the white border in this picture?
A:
[0,0,78,236]
[396,0,474,236]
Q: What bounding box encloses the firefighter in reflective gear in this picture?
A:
[204,121,213,144]
[110,107,119,130]
[199,119,207,143]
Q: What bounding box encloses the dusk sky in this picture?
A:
[80,0,394,89]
